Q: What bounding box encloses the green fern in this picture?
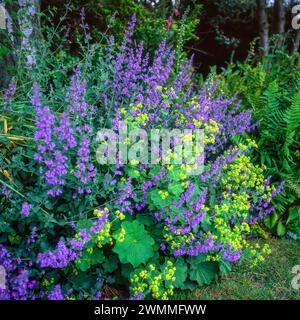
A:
[218,50,300,235]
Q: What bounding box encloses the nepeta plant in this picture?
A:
[33,67,96,198]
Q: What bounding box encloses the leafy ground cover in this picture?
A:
[176,238,300,300]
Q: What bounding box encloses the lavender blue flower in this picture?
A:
[21,202,31,217]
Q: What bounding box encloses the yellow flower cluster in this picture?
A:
[208,144,276,263]
[93,208,108,217]
[163,226,195,250]
[206,254,221,262]
[219,192,251,218]
[221,154,265,189]
[115,210,125,221]
[161,131,203,174]
[87,247,93,254]
[176,113,188,125]
[213,216,247,252]
[122,102,150,127]
[96,223,112,248]
[249,243,272,268]
[129,159,139,166]
[251,223,269,239]
[220,147,278,210]
[42,277,55,288]
[130,261,176,300]
[192,117,204,128]
[181,181,189,189]
[169,99,220,148]
[93,208,113,247]
[135,113,149,126]
[116,228,126,243]
[42,277,56,295]
[204,119,219,144]
[169,87,176,96]
[158,190,169,200]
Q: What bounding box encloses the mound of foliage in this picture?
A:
[0,17,283,300]
[215,49,300,239]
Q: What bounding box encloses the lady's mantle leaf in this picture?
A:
[189,261,219,286]
[113,220,155,267]
[173,257,188,288]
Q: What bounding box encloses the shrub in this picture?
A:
[0,17,282,300]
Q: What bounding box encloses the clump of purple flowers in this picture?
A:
[37,240,79,269]
[21,202,31,217]
[37,209,109,269]
[2,80,16,111]
[48,285,65,300]
[0,245,35,300]
[32,67,97,197]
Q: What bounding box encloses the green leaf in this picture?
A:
[149,190,172,208]
[181,280,198,290]
[190,184,202,199]
[76,248,104,271]
[168,166,182,181]
[136,214,155,226]
[76,259,90,272]
[103,255,119,273]
[121,263,134,280]
[277,221,286,236]
[76,219,93,231]
[168,182,184,196]
[113,220,155,267]
[219,260,231,276]
[90,249,105,265]
[264,212,278,230]
[149,166,161,178]
[287,207,300,223]
[188,253,206,265]
[189,262,219,286]
[201,214,212,229]
[69,272,97,291]
[126,168,140,179]
[173,258,188,289]
[57,204,69,212]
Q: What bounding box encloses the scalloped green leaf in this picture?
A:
[113,220,155,267]
[173,257,188,289]
[189,262,219,286]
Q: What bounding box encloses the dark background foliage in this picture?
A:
[36,0,300,73]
